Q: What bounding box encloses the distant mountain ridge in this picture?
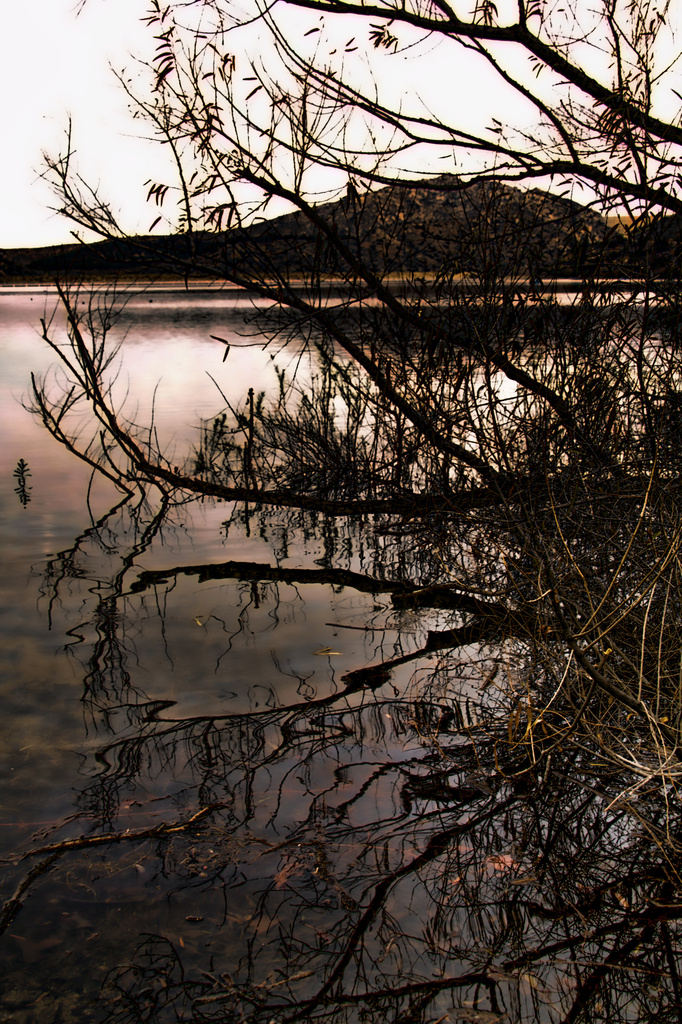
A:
[1,176,677,283]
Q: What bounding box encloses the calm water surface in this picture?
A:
[0,290,438,1021]
[1,289,680,1024]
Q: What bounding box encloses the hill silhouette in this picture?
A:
[0,176,651,284]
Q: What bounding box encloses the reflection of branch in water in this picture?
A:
[0,802,227,938]
[91,749,682,1024]
[63,630,682,1022]
[16,465,682,1024]
[130,556,416,595]
[10,522,682,1024]
[281,795,514,1022]
[129,552,682,752]
[129,555,509,615]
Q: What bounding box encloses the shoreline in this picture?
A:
[0,275,666,296]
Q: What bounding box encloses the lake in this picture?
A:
[1,287,680,1024]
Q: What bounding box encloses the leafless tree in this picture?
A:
[20,6,682,1004]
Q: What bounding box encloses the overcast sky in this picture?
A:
[2,0,539,248]
[6,0,676,249]
[1,3,525,248]
[1,0,158,248]
[0,0,578,250]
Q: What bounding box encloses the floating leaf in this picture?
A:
[485,853,518,872]
[520,971,550,997]
[274,860,305,889]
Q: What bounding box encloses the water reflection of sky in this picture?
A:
[3,290,679,1024]
[0,292,291,847]
[0,287,426,849]
[0,291,441,1016]
[1,291,303,533]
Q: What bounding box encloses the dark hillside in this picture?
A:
[1,176,623,283]
[238,177,613,279]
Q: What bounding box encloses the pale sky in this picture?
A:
[1,0,159,248]
[0,0,534,249]
[4,0,677,249]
